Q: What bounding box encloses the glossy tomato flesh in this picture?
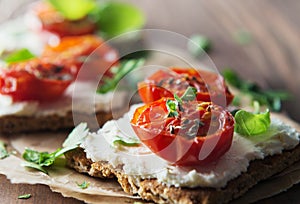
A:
[131,98,235,166]
[138,68,234,106]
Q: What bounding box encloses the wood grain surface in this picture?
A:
[1,0,300,203]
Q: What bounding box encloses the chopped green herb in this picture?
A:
[113,140,140,147]
[222,69,291,112]
[181,87,197,101]
[4,49,35,64]
[76,181,90,189]
[0,141,9,159]
[166,99,179,117]
[18,194,31,199]
[188,35,212,57]
[94,2,145,38]
[97,59,144,94]
[234,109,271,136]
[47,0,96,20]
[22,123,89,174]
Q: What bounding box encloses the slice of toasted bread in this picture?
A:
[65,144,300,204]
[0,110,113,134]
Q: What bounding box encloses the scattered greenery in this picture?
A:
[22,123,89,174]
[188,35,212,57]
[222,69,291,112]
[97,59,144,94]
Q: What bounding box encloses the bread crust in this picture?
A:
[65,145,300,204]
[0,110,113,134]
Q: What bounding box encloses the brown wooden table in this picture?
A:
[1,0,300,203]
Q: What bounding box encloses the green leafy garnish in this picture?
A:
[166,86,197,117]
[188,35,212,56]
[113,140,140,147]
[222,69,291,112]
[166,99,179,117]
[76,181,90,189]
[18,194,31,199]
[0,141,9,159]
[3,49,35,64]
[22,123,89,174]
[47,0,96,20]
[181,87,197,101]
[97,59,144,94]
[234,109,271,136]
[94,2,145,38]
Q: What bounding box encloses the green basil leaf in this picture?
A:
[97,59,144,94]
[234,109,271,136]
[18,194,31,199]
[0,141,9,159]
[188,35,212,56]
[4,49,35,64]
[76,181,90,189]
[181,86,197,101]
[47,0,96,20]
[95,2,145,38]
[21,161,48,174]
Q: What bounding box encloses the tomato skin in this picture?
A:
[0,60,73,102]
[138,68,234,106]
[31,2,96,37]
[42,35,119,79]
[131,98,235,166]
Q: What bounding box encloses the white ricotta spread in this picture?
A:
[81,104,300,188]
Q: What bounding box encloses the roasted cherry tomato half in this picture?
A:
[30,2,96,37]
[138,68,234,106]
[131,98,235,166]
[42,35,119,79]
[0,59,73,102]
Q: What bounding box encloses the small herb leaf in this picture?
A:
[97,59,144,94]
[0,141,9,159]
[166,99,179,117]
[188,35,212,56]
[181,87,197,101]
[18,194,31,199]
[47,0,96,20]
[4,49,35,64]
[234,109,271,136]
[95,2,145,38]
[76,181,90,189]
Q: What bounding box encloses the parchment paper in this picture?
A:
[0,113,300,204]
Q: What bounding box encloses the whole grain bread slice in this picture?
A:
[0,110,113,134]
[65,144,300,204]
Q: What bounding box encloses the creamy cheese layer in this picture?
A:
[81,104,300,188]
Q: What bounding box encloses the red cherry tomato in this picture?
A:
[131,98,235,166]
[42,35,119,79]
[0,59,73,102]
[30,2,96,37]
[138,68,234,106]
